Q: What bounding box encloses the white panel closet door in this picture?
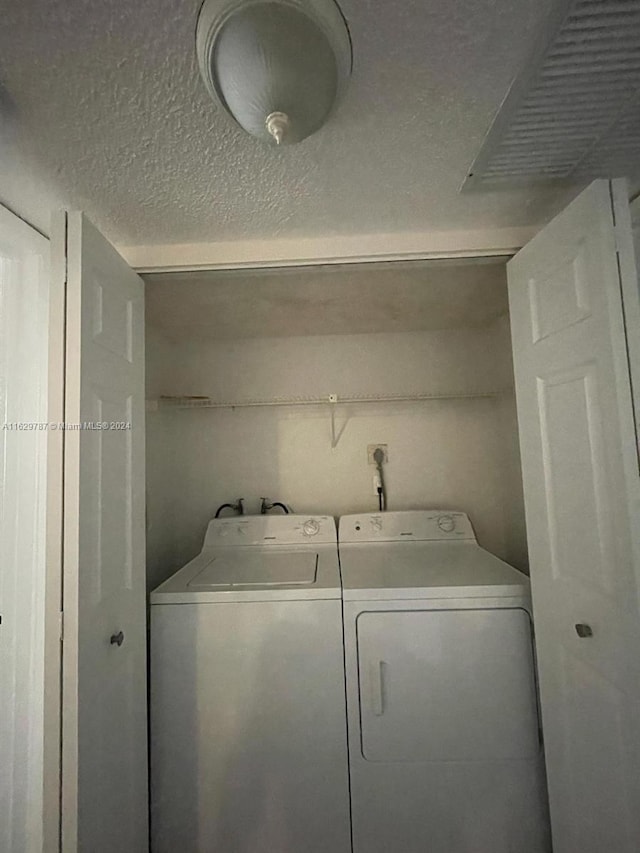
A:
[508,180,640,853]
[0,206,49,853]
[57,212,147,852]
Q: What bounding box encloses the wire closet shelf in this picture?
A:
[149,391,500,449]
[153,391,497,409]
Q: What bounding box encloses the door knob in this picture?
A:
[110,631,124,647]
[575,623,593,638]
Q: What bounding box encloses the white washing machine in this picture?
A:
[339,510,551,853]
[150,514,351,853]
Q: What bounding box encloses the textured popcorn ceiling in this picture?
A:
[0,0,580,248]
[145,258,508,340]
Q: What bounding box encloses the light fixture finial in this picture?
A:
[265,112,291,146]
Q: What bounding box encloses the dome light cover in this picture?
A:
[196,0,352,145]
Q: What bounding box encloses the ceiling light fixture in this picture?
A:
[196,0,352,146]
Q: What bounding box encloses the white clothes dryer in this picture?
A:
[150,514,351,853]
[339,510,551,853]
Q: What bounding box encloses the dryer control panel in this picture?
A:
[204,514,337,547]
[339,511,475,543]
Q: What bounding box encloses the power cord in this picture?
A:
[373,447,387,512]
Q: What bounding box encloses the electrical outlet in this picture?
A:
[367,444,388,464]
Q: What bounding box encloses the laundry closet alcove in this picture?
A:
[143,257,527,591]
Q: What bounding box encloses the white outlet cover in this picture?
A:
[367,444,388,464]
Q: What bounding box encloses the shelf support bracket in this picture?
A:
[328,394,350,449]
[329,394,339,449]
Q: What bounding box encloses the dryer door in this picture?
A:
[357,608,539,762]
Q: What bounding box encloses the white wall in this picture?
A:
[146,325,527,590]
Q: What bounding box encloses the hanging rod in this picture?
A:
[153,391,499,410]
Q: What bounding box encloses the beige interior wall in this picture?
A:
[146,322,527,590]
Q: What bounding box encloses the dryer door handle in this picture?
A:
[370,660,386,716]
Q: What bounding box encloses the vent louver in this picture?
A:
[464,0,640,188]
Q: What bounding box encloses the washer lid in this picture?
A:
[340,541,529,600]
[150,545,341,602]
[188,551,317,588]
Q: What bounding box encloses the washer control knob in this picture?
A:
[236,526,246,536]
[371,517,382,532]
[303,519,320,537]
[437,515,456,533]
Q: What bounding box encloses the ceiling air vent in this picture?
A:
[464,0,640,188]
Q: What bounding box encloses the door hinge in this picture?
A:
[59,611,64,643]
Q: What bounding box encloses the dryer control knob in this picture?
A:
[370,517,382,532]
[437,515,456,533]
[302,519,320,537]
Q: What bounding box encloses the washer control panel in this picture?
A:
[204,514,337,547]
[339,511,475,543]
